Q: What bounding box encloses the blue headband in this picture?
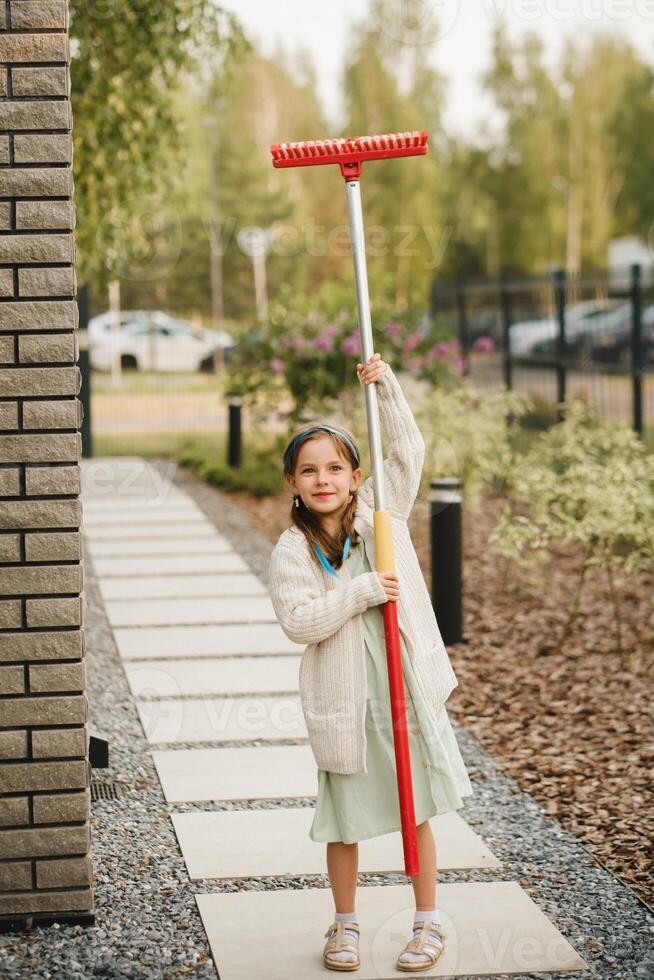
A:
[283,425,360,468]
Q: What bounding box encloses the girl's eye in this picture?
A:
[301,465,342,473]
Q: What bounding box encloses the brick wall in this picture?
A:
[0,1,93,924]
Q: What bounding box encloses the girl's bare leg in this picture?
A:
[326,841,358,912]
[412,820,437,910]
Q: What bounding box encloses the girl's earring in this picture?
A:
[293,494,300,508]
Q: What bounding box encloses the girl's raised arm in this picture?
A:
[357,364,426,521]
[269,543,387,645]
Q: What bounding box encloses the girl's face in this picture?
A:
[288,435,362,521]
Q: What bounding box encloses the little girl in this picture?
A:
[269,353,473,973]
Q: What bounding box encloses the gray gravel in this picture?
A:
[1,456,652,979]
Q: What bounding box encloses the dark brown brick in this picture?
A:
[0,664,25,694]
[12,66,69,98]
[0,760,88,795]
[0,337,15,364]
[32,725,86,758]
[0,497,80,530]
[29,663,85,694]
[25,531,81,561]
[9,2,69,31]
[0,102,71,132]
[26,596,83,628]
[18,333,76,364]
[0,600,22,629]
[0,889,92,915]
[18,266,76,298]
[14,134,72,164]
[0,234,74,264]
[0,693,87,727]
[0,630,83,663]
[37,854,92,890]
[22,399,81,430]
[0,730,28,760]
[0,823,89,859]
[33,789,89,825]
[0,565,81,596]
[0,861,32,891]
[0,168,72,198]
[0,434,81,465]
[0,268,14,298]
[0,533,21,561]
[0,34,68,64]
[0,797,29,827]
[0,367,80,397]
[0,402,19,430]
[25,466,81,497]
[16,200,74,231]
[0,300,77,331]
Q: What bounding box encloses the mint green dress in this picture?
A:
[309,536,473,844]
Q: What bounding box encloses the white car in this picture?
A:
[88,311,234,372]
[509,299,624,356]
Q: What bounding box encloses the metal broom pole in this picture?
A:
[270,131,428,876]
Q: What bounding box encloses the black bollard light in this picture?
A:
[227,397,242,468]
[430,477,463,645]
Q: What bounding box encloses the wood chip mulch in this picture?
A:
[222,484,654,910]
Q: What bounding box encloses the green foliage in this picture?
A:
[177,435,285,497]
[488,400,654,656]
[224,283,466,421]
[414,383,535,508]
[70,1,246,289]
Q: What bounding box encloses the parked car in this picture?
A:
[509,299,624,356]
[88,311,235,372]
[587,304,654,366]
[526,301,654,366]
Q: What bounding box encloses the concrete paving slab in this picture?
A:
[105,595,276,627]
[196,882,588,978]
[82,498,197,511]
[152,744,317,802]
[172,808,500,879]
[85,537,233,557]
[83,510,209,526]
[136,694,306,744]
[124,656,301,697]
[90,554,250,576]
[99,574,267,600]
[81,457,177,490]
[115,623,303,660]
[83,522,218,541]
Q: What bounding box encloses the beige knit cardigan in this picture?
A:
[268,366,459,774]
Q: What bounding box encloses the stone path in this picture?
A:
[81,457,590,978]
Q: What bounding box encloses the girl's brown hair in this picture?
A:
[283,422,362,570]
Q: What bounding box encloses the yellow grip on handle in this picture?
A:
[373,510,395,572]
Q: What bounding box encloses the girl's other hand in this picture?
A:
[357,352,387,384]
[377,571,399,602]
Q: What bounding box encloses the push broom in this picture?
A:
[269,130,428,876]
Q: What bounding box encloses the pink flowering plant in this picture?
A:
[225,283,490,420]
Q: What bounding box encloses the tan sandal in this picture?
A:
[395,919,446,972]
[323,920,361,972]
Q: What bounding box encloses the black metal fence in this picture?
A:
[431,265,653,436]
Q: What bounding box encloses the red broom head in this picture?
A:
[270,130,428,179]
